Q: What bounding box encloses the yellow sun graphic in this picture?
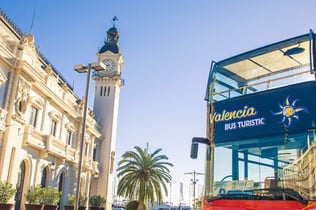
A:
[271,96,308,128]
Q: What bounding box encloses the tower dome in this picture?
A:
[99,26,120,54]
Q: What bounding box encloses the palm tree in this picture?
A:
[116,146,173,210]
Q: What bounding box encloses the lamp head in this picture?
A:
[74,61,105,72]
[90,61,106,71]
[284,46,305,56]
[74,64,87,73]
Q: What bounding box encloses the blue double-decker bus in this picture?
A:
[192,30,316,209]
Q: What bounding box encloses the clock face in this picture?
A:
[103,59,115,71]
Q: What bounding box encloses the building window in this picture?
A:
[103,86,107,96]
[58,172,65,193]
[85,142,89,156]
[28,97,43,128]
[107,86,111,96]
[50,120,57,136]
[28,106,38,127]
[41,167,48,187]
[16,161,26,210]
[93,147,97,161]
[66,130,73,145]
[48,111,61,137]
[100,86,103,96]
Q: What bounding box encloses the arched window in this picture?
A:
[48,111,61,137]
[66,130,73,145]
[28,106,38,127]
[41,166,49,187]
[58,172,65,192]
[65,123,75,146]
[50,120,57,136]
[15,161,26,210]
[58,172,65,208]
[27,97,43,128]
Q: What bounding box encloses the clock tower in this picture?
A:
[92,20,124,208]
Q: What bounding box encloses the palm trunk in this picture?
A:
[138,181,146,210]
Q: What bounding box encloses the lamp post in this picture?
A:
[73,61,105,210]
[184,170,204,210]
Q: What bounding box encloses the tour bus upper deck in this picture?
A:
[205,30,315,103]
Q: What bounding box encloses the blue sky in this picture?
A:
[2,0,316,205]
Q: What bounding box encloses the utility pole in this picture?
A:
[184,170,204,210]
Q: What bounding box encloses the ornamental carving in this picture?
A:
[15,77,30,116]
[0,32,14,52]
[19,33,35,49]
[0,67,8,86]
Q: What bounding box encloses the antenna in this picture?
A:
[29,0,37,34]
[146,142,149,153]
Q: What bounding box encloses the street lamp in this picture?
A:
[184,170,204,210]
[73,61,105,210]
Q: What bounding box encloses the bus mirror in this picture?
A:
[190,142,198,159]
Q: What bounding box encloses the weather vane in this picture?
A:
[112,16,119,27]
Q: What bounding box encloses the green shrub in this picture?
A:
[89,195,106,207]
[25,185,43,204]
[0,181,16,204]
[125,200,139,210]
[67,194,75,205]
[68,194,87,206]
[79,194,88,206]
[41,186,61,205]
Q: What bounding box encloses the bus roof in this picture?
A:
[206,30,315,102]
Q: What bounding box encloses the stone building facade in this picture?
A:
[0,10,124,210]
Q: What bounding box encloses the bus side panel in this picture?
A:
[203,199,305,210]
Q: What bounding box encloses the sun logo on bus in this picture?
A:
[271,96,308,128]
